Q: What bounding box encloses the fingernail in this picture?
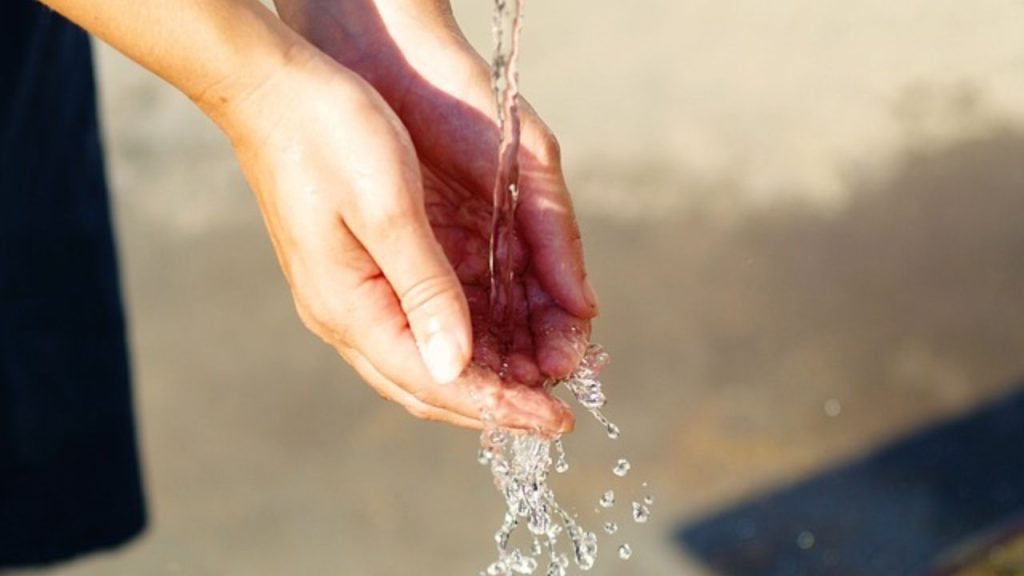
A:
[423,330,466,384]
[582,276,600,310]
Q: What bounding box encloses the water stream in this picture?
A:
[477,1,651,573]
[487,0,524,353]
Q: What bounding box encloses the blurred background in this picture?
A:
[14,1,1024,574]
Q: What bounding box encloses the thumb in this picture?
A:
[346,196,472,385]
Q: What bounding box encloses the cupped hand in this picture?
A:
[276,0,600,396]
[219,48,576,433]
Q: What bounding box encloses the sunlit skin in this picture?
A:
[40,0,597,434]
[276,0,600,422]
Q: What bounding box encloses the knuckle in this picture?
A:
[534,129,562,167]
[363,196,420,234]
[294,296,351,346]
[399,274,462,320]
[403,401,433,420]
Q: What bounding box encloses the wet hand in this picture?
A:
[275,0,600,404]
[219,49,575,433]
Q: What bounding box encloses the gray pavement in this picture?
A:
[13,2,1024,575]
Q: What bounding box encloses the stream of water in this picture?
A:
[478,1,652,574]
[487,0,524,353]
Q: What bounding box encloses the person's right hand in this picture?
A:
[214,48,574,433]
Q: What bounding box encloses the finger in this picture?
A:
[328,269,574,434]
[341,346,484,429]
[283,211,479,423]
[507,279,542,385]
[527,276,591,379]
[339,152,473,386]
[387,330,573,434]
[516,111,599,320]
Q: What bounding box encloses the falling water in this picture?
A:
[477,0,652,573]
[488,0,525,352]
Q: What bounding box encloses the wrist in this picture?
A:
[195,34,341,152]
[206,42,384,157]
[190,28,311,130]
[273,0,462,63]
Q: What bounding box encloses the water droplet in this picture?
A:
[553,439,569,473]
[510,554,538,574]
[824,399,842,417]
[590,347,611,372]
[545,557,567,576]
[479,448,495,466]
[618,544,633,560]
[797,531,815,550]
[643,495,655,505]
[575,381,606,410]
[613,458,631,477]
[486,560,508,575]
[571,530,598,570]
[599,490,615,508]
[530,538,543,556]
[605,422,621,439]
[632,502,650,524]
[489,428,509,447]
[603,521,618,535]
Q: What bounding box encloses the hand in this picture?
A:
[274,0,600,411]
[219,47,579,433]
[39,0,578,432]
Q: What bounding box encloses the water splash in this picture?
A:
[478,0,654,572]
[631,501,651,524]
[560,347,622,441]
[479,347,615,575]
[612,459,631,477]
[553,439,569,474]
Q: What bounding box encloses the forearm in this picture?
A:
[40,0,311,127]
[274,0,455,33]
[272,0,461,59]
[270,0,485,109]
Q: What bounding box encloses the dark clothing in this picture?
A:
[1,0,146,566]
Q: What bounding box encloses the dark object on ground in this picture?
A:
[676,386,1024,576]
[928,518,1024,576]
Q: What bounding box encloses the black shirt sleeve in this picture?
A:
[0,1,147,566]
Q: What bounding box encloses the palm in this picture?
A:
[418,163,543,386]
[416,89,590,387]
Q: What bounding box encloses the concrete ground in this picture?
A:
[12,1,1024,575]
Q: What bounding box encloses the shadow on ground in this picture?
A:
[675,385,1024,576]
[653,125,1024,576]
